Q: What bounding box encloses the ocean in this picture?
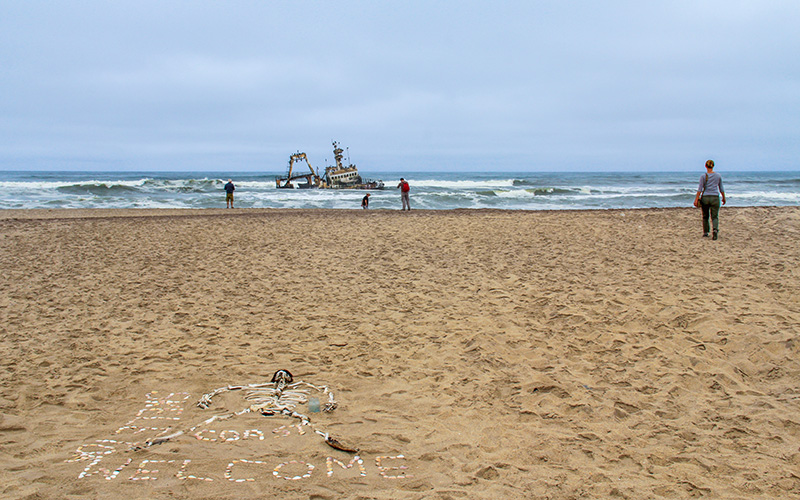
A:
[1,170,798,211]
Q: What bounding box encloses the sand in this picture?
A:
[1,206,799,499]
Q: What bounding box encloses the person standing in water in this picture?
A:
[693,160,726,240]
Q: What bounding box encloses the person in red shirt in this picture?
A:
[397,178,411,211]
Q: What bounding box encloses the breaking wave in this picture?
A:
[1,170,798,210]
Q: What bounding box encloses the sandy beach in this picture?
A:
[1,206,799,499]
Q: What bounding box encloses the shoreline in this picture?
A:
[1,205,797,221]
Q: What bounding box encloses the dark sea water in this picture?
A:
[1,170,798,211]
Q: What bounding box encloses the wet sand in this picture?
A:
[1,206,799,499]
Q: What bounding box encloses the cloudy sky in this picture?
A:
[1,1,798,172]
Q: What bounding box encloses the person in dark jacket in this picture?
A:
[224,179,235,208]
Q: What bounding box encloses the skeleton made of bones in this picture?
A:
[132,369,357,453]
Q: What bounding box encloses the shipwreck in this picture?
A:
[275,141,384,190]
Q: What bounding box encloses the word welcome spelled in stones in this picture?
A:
[65,391,412,482]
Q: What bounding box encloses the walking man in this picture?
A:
[397,178,410,211]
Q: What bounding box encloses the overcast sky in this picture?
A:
[1,1,798,172]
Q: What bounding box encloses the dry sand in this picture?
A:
[1,206,799,499]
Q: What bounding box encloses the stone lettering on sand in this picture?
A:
[66,390,412,482]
